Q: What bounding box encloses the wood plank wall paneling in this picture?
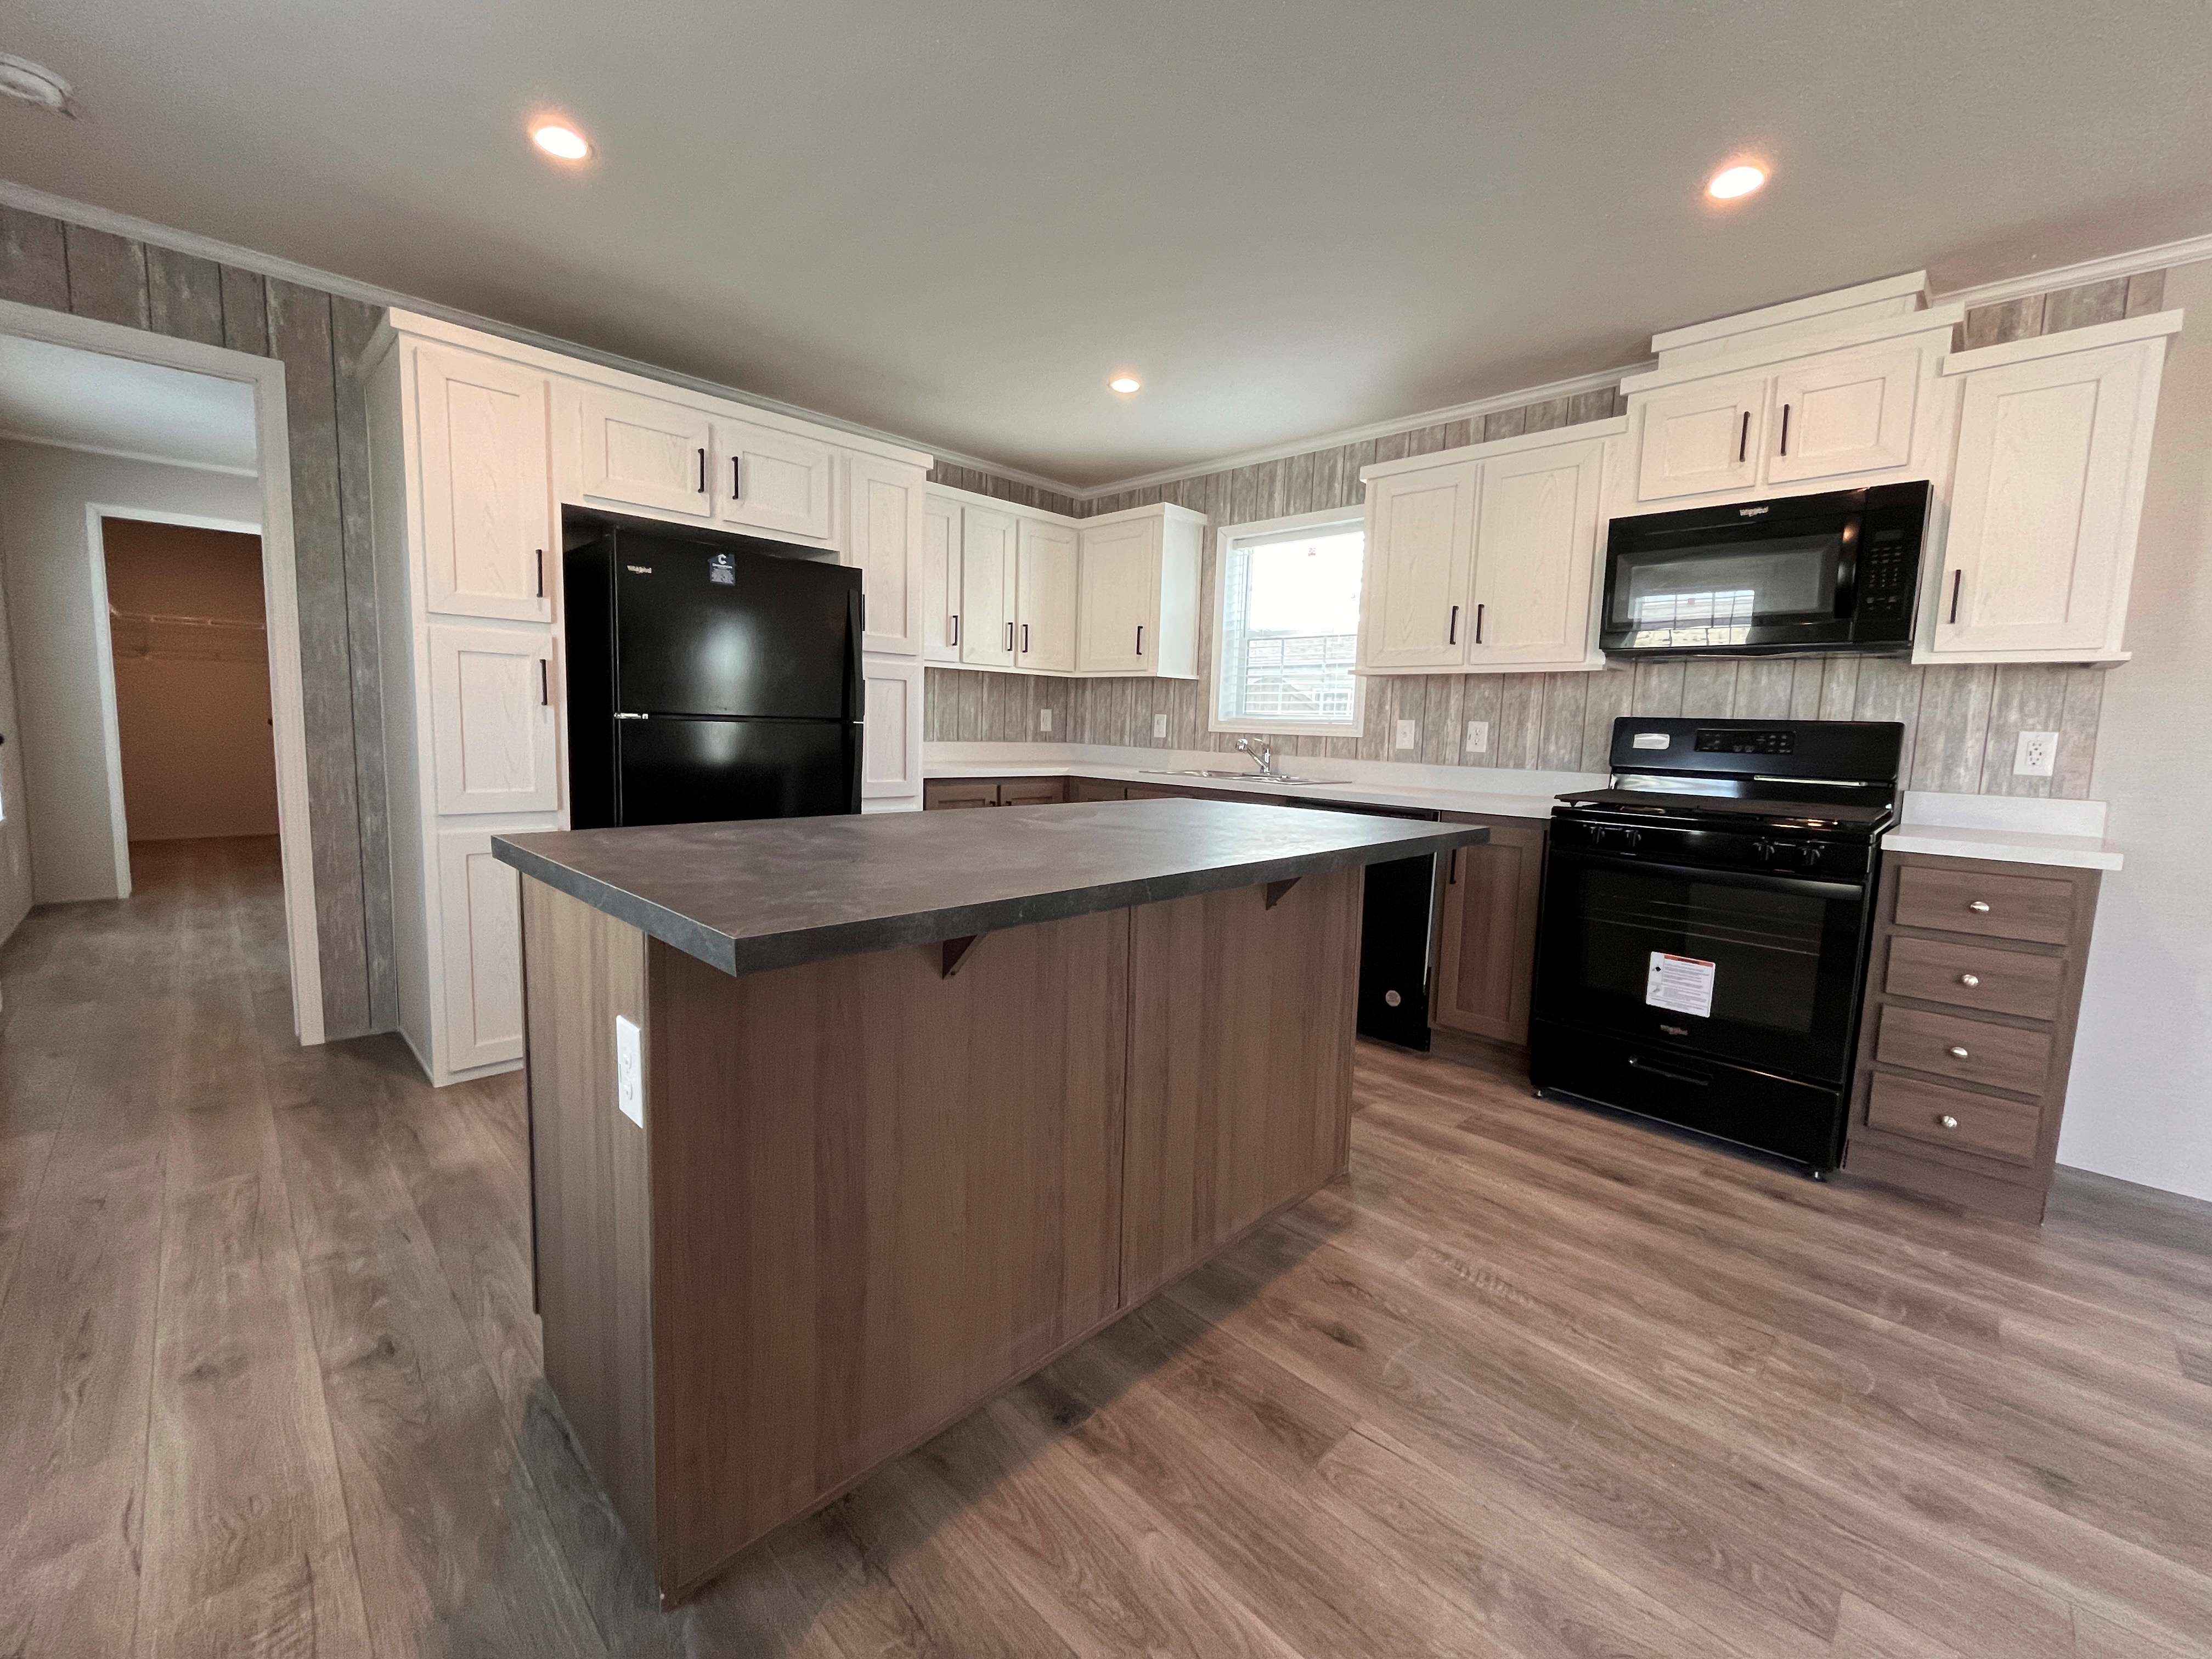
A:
[932,269,2170,797]
[0,206,390,1037]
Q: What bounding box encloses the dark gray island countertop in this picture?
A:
[494,799,1489,977]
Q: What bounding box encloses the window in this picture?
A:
[1211,509,1366,735]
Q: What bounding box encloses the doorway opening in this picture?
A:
[0,300,324,1043]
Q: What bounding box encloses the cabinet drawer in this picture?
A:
[1893,862,2075,945]
[1865,1073,2041,1164]
[1875,1006,2052,1096]
[996,777,1067,806]
[1069,779,1130,802]
[1883,935,2063,1021]
[923,780,997,810]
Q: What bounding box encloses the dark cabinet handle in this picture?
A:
[1136,624,1144,657]
[1448,848,1460,884]
[1475,603,1485,645]
[1779,404,1791,456]
[1947,570,1963,624]
[1005,622,1014,653]
[950,612,960,646]
[1020,623,1029,654]
[1737,410,1750,463]
[732,456,742,499]
[1448,604,1459,645]
[538,659,550,707]
[534,548,544,599]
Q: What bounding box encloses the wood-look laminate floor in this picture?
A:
[4,838,2210,1657]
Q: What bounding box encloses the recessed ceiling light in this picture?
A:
[0,52,76,116]
[1707,163,1767,201]
[1107,374,1142,395]
[530,121,592,162]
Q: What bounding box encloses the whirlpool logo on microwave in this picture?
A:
[1737,505,1770,517]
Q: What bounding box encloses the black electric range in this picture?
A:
[1528,716,1904,1174]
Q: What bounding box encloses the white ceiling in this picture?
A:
[4,2,2210,488]
[0,332,257,472]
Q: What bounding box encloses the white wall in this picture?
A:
[2062,257,2212,1203]
[0,442,260,901]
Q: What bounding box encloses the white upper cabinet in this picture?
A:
[1359,459,1480,669]
[920,495,961,663]
[860,656,926,806]
[715,414,836,540]
[1016,518,1078,673]
[567,383,715,518]
[414,345,552,622]
[1764,343,1920,486]
[1466,435,1607,668]
[959,503,1018,667]
[1076,516,1156,673]
[427,623,561,815]
[845,455,926,655]
[1923,313,2180,664]
[1633,373,1767,502]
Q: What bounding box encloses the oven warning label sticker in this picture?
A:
[1646,952,1716,1019]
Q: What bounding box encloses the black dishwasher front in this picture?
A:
[1287,798,1436,1049]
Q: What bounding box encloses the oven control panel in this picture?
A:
[1550,811,1872,882]
[1694,728,1795,756]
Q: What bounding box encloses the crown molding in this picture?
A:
[0,179,1087,499]
[1933,229,2212,312]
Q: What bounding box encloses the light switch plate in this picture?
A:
[1153,713,1169,738]
[614,1014,643,1126]
[1038,707,1052,733]
[1464,720,1489,755]
[1395,719,1418,751]
[2013,730,2058,778]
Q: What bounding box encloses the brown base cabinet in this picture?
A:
[1428,812,1548,1048]
[922,776,1067,809]
[1846,852,2102,1224]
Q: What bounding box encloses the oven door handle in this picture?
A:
[1626,1054,1710,1088]
[1548,845,1866,900]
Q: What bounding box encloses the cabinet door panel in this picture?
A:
[1468,437,1604,668]
[1933,340,2151,657]
[716,416,835,540]
[1361,460,1477,668]
[416,346,552,620]
[573,386,714,517]
[430,624,561,814]
[860,656,924,803]
[1431,817,1545,1044]
[1076,518,1158,673]
[1634,373,1767,501]
[436,824,527,1070]
[846,456,923,654]
[958,504,1018,665]
[1765,345,1918,484]
[1017,518,1079,673]
[920,496,961,663]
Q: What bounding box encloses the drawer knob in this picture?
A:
[1938,1114,1960,1130]
[1959,973,1981,988]
[1948,1045,1971,1059]
[1967,900,1991,913]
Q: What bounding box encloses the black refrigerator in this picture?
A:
[563,509,864,829]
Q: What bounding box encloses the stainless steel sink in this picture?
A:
[1143,769,1321,784]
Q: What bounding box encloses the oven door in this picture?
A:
[1601,508,1859,654]
[1534,849,1869,1082]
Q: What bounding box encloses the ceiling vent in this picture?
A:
[0,53,76,117]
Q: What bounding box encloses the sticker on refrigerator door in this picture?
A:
[708,551,735,585]
[1645,952,1716,1018]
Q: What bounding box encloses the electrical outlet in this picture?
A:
[1395,719,1418,751]
[614,1015,643,1127]
[1038,706,1052,733]
[1464,719,1490,755]
[2013,730,2058,778]
[1153,713,1169,738]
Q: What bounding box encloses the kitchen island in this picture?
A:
[495,799,1488,1603]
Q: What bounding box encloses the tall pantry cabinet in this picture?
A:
[366,311,934,1085]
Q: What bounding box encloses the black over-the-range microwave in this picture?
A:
[1598,479,1931,659]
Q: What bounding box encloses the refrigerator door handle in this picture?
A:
[614,712,649,720]
[845,590,866,814]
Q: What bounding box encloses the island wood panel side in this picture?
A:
[644,909,1129,1592]
[1121,866,1363,1305]
[520,879,658,1561]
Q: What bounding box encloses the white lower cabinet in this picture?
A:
[434,824,532,1072]
[1923,313,2180,663]
[861,655,926,805]
[428,623,561,814]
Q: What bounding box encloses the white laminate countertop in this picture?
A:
[922,750,2125,870]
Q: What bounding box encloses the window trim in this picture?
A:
[1207,506,1368,737]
